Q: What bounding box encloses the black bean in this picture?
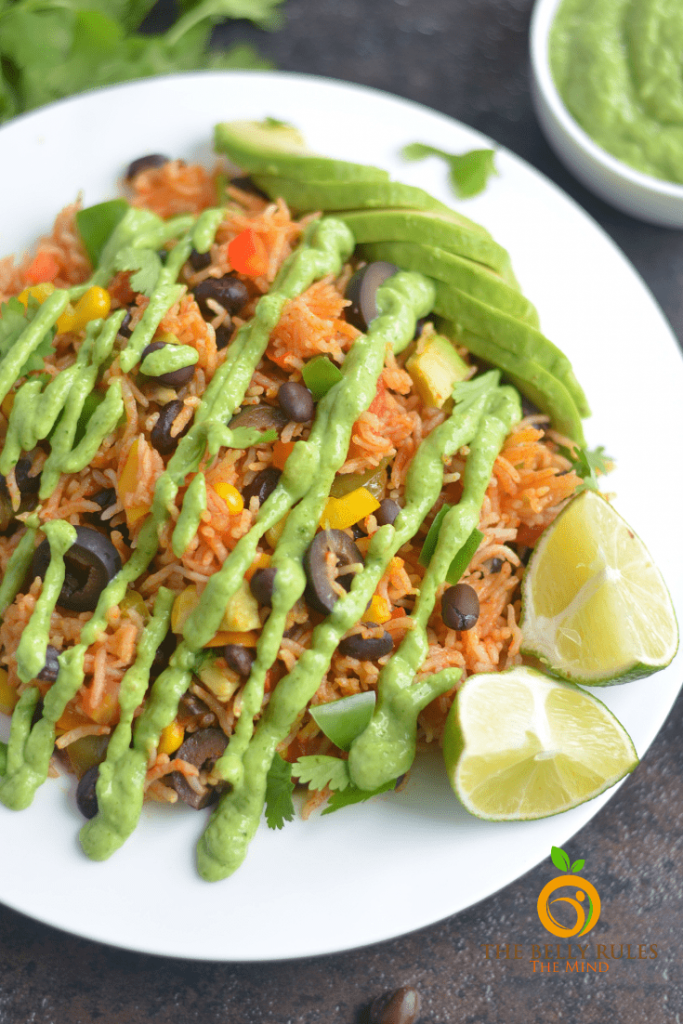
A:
[118,310,133,339]
[376,498,401,527]
[441,583,480,632]
[194,274,249,319]
[151,399,191,455]
[488,557,503,573]
[223,644,256,677]
[345,261,399,332]
[125,154,169,180]
[91,488,116,511]
[304,530,364,616]
[168,728,228,809]
[30,526,121,613]
[278,382,315,423]
[140,341,195,389]
[151,630,176,681]
[37,644,60,683]
[351,523,367,540]
[87,488,130,547]
[76,764,100,820]
[250,567,277,607]
[370,986,421,1024]
[413,316,427,340]
[229,176,270,200]
[338,628,393,661]
[243,467,282,509]
[188,248,212,271]
[214,321,232,350]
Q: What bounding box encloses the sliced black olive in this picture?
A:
[223,644,256,677]
[37,644,60,683]
[345,261,399,332]
[140,341,195,389]
[375,498,401,527]
[441,583,480,632]
[30,525,122,613]
[125,154,169,180]
[229,175,270,200]
[214,321,232,350]
[242,467,282,509]
[229,405,288,435]
[76,764,100,820]
[168,727,228,809]
[188,248,211,271]
[194,274,249,319]
[151,399,191,455]
[118,309,133,339]
[250,567,277,607]
[338,627,393,661]
[369,986,422,1024]
[277,382,315,423]
[304,530,364,616]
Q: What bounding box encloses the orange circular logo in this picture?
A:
[537,874,601,937]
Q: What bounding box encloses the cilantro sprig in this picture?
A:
[264,753,294,830]
[401,142,498,199]
[558,442,612,494]
[0,0,285,123]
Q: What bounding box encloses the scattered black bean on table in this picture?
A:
[369,985,422,1024]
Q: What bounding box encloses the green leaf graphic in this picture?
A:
[570,859,585,874]
[550,846,571,872]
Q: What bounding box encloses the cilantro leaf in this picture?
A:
[401,142,498,199]
[0,0,285,123]
[292,755,351,792]
[0,297,55,378]
[558,443,612,494]
[264,753,294,830]
[114,247,162,296]
[322,778,398,815]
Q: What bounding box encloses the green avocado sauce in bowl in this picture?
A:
[530,0,683,226]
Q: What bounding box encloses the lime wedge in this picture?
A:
[443,666,638,820]
[520,491,678,685]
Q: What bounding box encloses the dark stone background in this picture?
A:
[2,1,683,1021]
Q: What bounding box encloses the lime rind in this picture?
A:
[520,491,679,686]
[444,666,638,822]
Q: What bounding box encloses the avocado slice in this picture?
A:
[406,333,470,407]
[338,208,516,284]
[214,120,390,182]
[252,174,452,215]
[360,239,539,328]
[439,321,585,443]
[433,283,590,418]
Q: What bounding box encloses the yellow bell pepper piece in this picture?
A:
[365,595,392,625]
[56,286,111,334]
[158,721,184,755]
[17,282,56,309]
[0,668,18,714]
[320,487,380,531]
[119,438,150,525]
[172,584,260,637]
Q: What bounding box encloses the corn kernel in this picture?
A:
[158,721,184,756]
[365,595,392,625]
[215,482,244,514]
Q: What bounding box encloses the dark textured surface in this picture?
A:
[2,1,683,1021]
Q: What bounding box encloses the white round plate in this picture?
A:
[0,72,681,962]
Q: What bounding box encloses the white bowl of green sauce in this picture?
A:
[530,0,683,227]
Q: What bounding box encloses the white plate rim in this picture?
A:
[0,69,681,962]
